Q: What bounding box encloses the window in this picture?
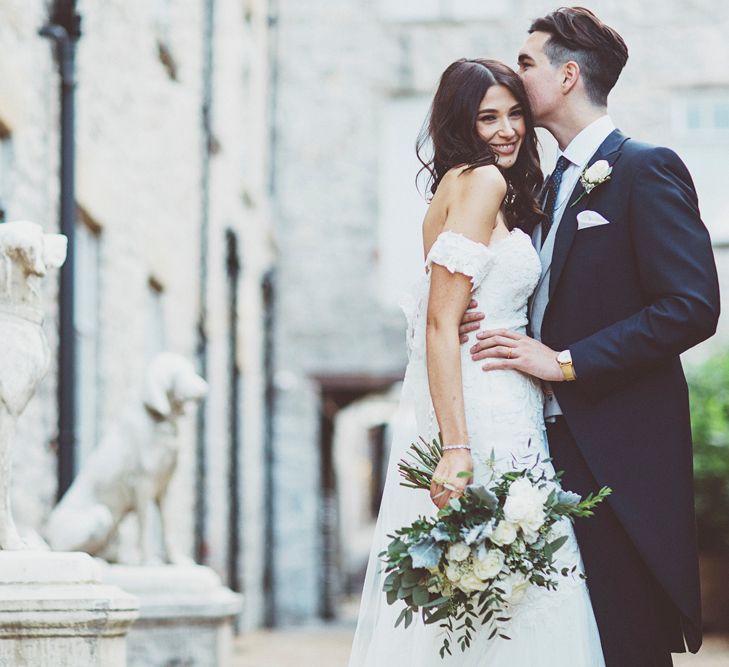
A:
[673,91,729,139]
[672,89,729,244]
[74,210,102,466]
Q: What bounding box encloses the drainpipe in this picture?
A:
[195,0,215,564]
[263,0,281,628]
[40,1,81,500]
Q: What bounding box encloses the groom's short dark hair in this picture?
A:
[529,7,628,107]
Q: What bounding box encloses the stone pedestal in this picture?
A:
[0,551,139,667]
[102,563,242,667]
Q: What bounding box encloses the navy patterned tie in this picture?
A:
[541,155,571,247]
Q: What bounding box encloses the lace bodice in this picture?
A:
[401,229,541,361]
[399,229,544,462]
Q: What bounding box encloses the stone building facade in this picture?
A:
[0,0,274,632]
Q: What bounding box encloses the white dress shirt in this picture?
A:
[549,115,616,233]
[536,114,616,420]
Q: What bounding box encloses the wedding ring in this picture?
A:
[443,482,457,492]
[507,349,513,359]
[432,476,446,485]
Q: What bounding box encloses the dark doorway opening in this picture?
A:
[314,374,402,620]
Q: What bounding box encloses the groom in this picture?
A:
[462,7,720,666]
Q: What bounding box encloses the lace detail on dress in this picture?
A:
[425,230,496,289]
[350,226,605,667]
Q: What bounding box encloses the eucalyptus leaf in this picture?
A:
[546,535,569,555]
[466,484,499,510]
[412,585,430,606]
[461,521,495,545]
[424,605,450,624]
[383,571,399,592]
[408,538,443,569]
[402,568,421,586]
[422,595,449,608]
[557,490,582,506]
[388,538,407,559]
[430,523,452,542]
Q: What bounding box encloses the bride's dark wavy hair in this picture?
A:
[416,58,545,229]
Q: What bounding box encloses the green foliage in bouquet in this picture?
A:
[688,352,729,555]
[383,436,611,658]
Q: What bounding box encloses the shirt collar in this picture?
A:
[560,115,616,168]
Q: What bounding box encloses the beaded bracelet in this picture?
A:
[443,443,471,451]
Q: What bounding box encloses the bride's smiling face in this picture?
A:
[475,84,526,169]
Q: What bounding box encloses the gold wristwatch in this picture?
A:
[557,349,576,382]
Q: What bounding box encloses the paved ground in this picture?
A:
[234,626,729,667]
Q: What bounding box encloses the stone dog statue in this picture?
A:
[46,352,208,564]
[0,221,68,550]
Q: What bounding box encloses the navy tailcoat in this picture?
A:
[535,129,720,652]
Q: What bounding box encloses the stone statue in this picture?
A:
[46,352,208,564]
[0,220,67,550]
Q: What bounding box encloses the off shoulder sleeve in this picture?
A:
[425,230,495,289]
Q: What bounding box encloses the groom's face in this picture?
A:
[517,31,564,126]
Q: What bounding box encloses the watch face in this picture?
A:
[557,350,571,364]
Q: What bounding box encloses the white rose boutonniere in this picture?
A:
[571,159,612,207]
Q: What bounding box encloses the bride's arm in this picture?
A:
[427,166,504,509]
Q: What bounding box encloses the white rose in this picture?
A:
[522,508,546,533]
[445,564,461,582]
[503,478,545,528]
[474,549,505,580]
[503,494,532,524]
[490,520,518,546]
[583,159,612,183]
[447,542,471,563]
[459,572,489,593]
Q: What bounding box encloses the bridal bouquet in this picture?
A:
[380,436,611,658]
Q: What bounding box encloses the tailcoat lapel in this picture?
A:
[547,129,629,299]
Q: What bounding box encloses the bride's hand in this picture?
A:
[430,449,473,510]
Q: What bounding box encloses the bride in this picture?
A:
[347,59,605,666]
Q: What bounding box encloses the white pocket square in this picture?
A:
[577,210,611,230]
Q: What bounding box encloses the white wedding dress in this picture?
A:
[348,229,605,666]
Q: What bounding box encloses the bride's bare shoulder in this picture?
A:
[437,164,506,207]
[424,165,506,244]
[441,164,506,193]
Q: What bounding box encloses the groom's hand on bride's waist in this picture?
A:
[470,329,564,382]
[458,299,485,344]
